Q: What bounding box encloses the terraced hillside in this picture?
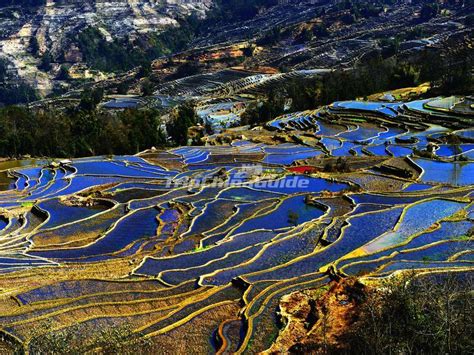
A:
[0,0,213,97]
[0,97,472,352]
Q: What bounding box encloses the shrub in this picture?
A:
[342,272,474,354]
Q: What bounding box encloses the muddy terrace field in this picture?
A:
[0,97,472,352]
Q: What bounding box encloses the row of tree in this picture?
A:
[0,106,166,158]
[0,85,203,157]
[242,46,472,126]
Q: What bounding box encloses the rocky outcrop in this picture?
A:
[267,278,366,353]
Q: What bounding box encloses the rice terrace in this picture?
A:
[0,95,473,353]
[0,0,473,353]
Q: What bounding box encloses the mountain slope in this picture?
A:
[0,0,212,96]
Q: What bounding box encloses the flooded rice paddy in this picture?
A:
[0,97,472,352]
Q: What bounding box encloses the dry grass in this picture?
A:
[365,83,431,101]
[148,301,240,354]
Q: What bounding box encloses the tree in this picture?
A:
[420,3,439,21]
[29,36,40,55]
[241,88,286,126]
[116,81,130,95]
[242,45,255,57]
[341,13,356,25]
[379,37,400,58]
[285,78,322,111]
[56,65,70,80]
[0,58,7,79]
[79,88,104,111]
[392,63,418,87]
[465,14,474,27]
[0,105,167,157]
[38,51,53,71]
[295,28,313,44]
[0,83,39,106]
[141,79,154,96]
[437,46,473,94]
[166,103,197,146]
[313,24,329,38]
[171,61,201,80]
[136,61,152,79]
[121,109,164,153]
[256,26,282,46]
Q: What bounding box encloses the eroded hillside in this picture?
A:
[0,0,212,95]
